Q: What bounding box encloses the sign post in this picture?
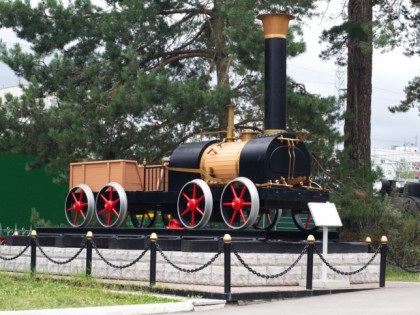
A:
[300,202,349,288]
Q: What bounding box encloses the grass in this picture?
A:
[0,273,178,311]
[386,265,420,282]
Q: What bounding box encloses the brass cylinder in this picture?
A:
[241,130,258,142]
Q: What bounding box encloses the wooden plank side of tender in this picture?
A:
[69,160,143,192]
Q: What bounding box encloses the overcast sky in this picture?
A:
[1,4,419,150]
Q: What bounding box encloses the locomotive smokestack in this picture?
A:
[257,13,294,133]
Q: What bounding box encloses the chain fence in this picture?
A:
[91,240,151,269]
[386,249,420,274]
[232,244,309,279]
[156,243,223,273]
[0,232,392,292]
[313,244,382,276]
[0,242,30,261]
[36,239,87,265]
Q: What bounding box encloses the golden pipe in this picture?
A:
[226,104,235,142]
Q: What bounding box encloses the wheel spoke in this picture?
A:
[181,208,190,216]
[230,184,238,198]
[229,209,238,225]
[239,209,247,224]
[305,212,311,229]
[71,192,78,203]
[239,185,246,199]
[73,212,79,225]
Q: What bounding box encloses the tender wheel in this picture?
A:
[95,182,128,228]
[253,209,282,231]
[130,210,157,228]
[292,209,318,233]
[177,179,213,229]
[220,177,259,229]
[65,184,95,227]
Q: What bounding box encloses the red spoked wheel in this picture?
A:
[220,177,259,229]
[130,210,157,228]
[177,179,213,229]
[65,184,95,227]
[95,182,128,228]
[253,209,282,231]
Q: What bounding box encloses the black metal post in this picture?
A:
[30,230,37,275]
[306,235,315,290]
[86,231,93,277]
[223,234,232,296]
[150,233,157,287]
[379,236,388,288]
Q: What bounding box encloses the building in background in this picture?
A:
[372,144,420,180]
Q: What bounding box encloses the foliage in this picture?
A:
[373,195,420,266]
[30,207,52,227]
[0,273,177,311]
[394,159,415,180]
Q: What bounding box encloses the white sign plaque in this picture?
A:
[308,202,342,227]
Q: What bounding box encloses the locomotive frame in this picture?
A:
[64,13,329,232]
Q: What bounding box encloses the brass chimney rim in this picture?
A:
[257,13,295,39]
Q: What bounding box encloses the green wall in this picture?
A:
[0,154,68,230]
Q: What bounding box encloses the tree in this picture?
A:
[320,0,373,174]
[320,0,419,174]
[385,1,420,113]
[0,0,341,182]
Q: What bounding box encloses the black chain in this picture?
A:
[232,244,309,279]
[91,240,151,269]
[387,249,420,273]
[156,243,223,273]
[37,239,87,265]
[314,245,382,276]
[0,243,30,261]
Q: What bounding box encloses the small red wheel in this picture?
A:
[220,177,259,229]
[253,209,282,231]
[292,209,318,233]
[95,182,128,228]
[130,210,157,228]
[65,184,94,227]
[177,179,212,229]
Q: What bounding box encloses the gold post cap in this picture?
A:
[86,231,94,240]
[365,236,372,244]
[257,13,294,39]
[223,234,232,243]
[30,230,38,238]
[307,234,315,244]
[150,232,158,242]
[380,236,388,244]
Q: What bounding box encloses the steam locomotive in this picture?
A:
[64,14,329,231]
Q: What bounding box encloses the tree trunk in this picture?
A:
[345,0,373,172]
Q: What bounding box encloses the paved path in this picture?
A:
[178,283,420,315]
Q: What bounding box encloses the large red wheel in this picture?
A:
[65,184,94,227]
[95,182,128,228]
[220,177,259,229]
[177,179,212,229]
[253,209,282,231]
